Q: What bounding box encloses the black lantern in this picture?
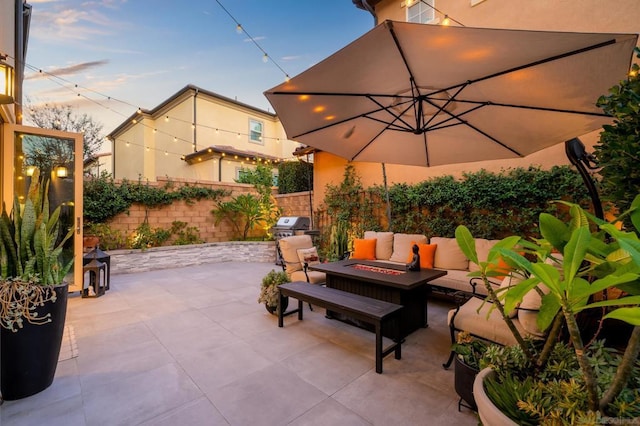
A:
[83,246,111,291]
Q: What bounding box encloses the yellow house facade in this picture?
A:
[108,85,300,183]
[306,0,640,210]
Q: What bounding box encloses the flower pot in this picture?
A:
[265,296,289,315]
[454,356,478,411]
[473,367,518,426]
[1,283,69,400]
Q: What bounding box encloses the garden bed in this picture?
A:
[108,241,276,275]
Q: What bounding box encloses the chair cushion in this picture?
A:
[279,235,314,275]
[431,237,469,270]
[351,238,377,260]
[389,233,427,263]
[364,231,394,260]
[406,242,437,269]
[448,297,523,346]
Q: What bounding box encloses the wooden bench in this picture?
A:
[277,281,403,373]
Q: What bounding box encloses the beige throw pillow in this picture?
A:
[364,231,394,260]
[431,237,469,270]
[389,233,428,263]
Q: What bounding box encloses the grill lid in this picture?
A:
[273,216,310,230]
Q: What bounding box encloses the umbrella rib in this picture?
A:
[447,99,611,117]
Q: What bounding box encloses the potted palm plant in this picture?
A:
[455,194,640,424]
[258,269,290,314]
[0,170,74,400]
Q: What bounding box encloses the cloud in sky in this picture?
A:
[25,60,110,79]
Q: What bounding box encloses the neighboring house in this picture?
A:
[108,84,300,183]
[299,0,640,210]
[84,152,113,177]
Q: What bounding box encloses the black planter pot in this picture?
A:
[454,356,479,411]
[265,296,289,315]
[1,283,69,401]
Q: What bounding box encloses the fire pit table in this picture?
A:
[310,260,447,338]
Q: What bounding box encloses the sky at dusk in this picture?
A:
[22,0,375,147]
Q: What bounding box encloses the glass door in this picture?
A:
[2,124,84,292]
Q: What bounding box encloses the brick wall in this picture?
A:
[104,177,316,242]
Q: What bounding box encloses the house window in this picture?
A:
[407,0,435,24]
[249,119,264,145]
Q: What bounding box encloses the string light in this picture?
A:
[214,0,291,80]
[419,0,465,26]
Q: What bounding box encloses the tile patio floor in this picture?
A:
[1,262,478,425]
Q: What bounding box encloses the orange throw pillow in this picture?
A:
[351,238,377,260]
[487,256,511,280]
[406,241,437,269]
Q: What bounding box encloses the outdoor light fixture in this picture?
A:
[25,165,36,176]
[55,165,69,178]
[0,54,15,104]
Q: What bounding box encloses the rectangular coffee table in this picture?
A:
[310,260,447,338]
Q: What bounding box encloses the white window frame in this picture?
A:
[249,118,264,145]
[406,0,435,24]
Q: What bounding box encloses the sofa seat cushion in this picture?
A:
[389,233,428,263]
[290,270,326,284]
[364,231,394,260]
[429,270,480,294]
[448,297,533,346]
[431,237,469,270]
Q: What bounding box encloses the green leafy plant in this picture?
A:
[451,331,489,371]
[127,221,171,250]
[170,221,203,245]
[455,194,640,422]
[0,170,74,331]
[277,160,313,194]
[257,269,290,308]
[83,222,126,250]
[83,173,230,224]
[236,164,282,237]
[212,193,268,241]
[595,47,640,229]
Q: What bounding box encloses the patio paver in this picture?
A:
[0,262,477,425]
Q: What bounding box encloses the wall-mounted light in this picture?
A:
[55,165,69,178]
[0,54,15,105]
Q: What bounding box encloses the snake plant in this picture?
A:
[0,169,74,286]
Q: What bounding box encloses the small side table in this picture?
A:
[82,258,107,298]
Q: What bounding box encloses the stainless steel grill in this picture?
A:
[271,216,311,265]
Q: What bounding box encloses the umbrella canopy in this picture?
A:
[265,21,637,167]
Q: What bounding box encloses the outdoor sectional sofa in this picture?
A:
[358,231,503,296]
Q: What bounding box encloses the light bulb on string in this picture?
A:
[262,53,268,63]
[442,15,451,26]
[236,24,242,34]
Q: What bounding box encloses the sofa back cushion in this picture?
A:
[389,233,428,263]
[431,237,469,270]
[363,231,394,260]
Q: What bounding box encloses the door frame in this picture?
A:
[2,124,84,291]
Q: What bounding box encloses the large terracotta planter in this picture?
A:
[1,283,68,400]
[473,367,518,426]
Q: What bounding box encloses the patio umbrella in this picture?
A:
[264,21,637,167]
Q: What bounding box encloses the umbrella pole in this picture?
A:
[565,138,604,220]
[382,163,392,230]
